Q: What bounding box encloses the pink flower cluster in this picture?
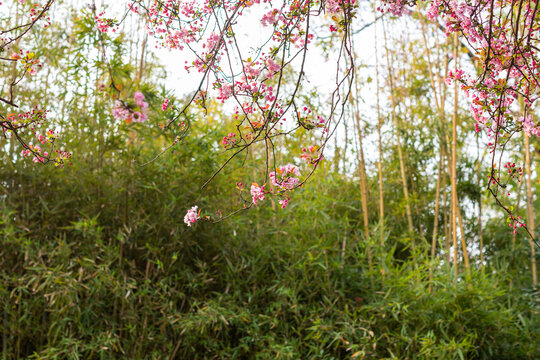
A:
[518,115,540,138]
[378,0,407,16]
[265,58,281,79]
[184,205,199,227]
[261,9,285,27]
[250,184,266,204]
[222,132,237,149]
[301,146,323,165]
[21,144,47,163]
[95,12,118,33]
[326,0,357,14]
[297,107,325,129]
[205,32,222,51]
[112,91,149,124]
[426,0,441,21]
[430,0,540,147]
[18,128,71,167]
[507,214,526,235]
[162,98,170,111]
[217,83,233,103]
[162,28,198,50]
[503,162,523,179]
[270,164,301,191]
[37,128,56,144]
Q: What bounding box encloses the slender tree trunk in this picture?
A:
[137,32,148,83]
[476,140,486,268]
[382,20,414,234]
[346,32,372,278]
[429,148,444,293]
[524,132,538,287]
[478,193,484,266]
[419,14,455,269]
[510,179,523,291]
[394,109,414,234]
[374,4,384,243]
[451,33,459,278]
[350,63,370,243]
[353,110,370,241]
[353,107,372,277]
[348,53,372,278]
[443,167,451,263]
[457,206,471,275]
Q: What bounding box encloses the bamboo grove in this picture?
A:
[0,0,538,358]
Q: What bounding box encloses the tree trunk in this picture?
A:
[374,4,384,243]
[451,32,459,278]
[382,20,414,234]
[524,132,538,287]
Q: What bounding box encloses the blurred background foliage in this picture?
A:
[0,1,538,359]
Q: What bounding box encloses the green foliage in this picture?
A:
[0,3,538,359]
[1,175,538,359]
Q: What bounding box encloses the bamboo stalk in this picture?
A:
[524,132,538,287]
[382,20,414,234]
[451,32,459,278]
[374,2,384,243]
[429,147,444,293]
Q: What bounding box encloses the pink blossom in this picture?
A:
[243,62,261,79]
[162,98,170,111]
[217,83,233,102]
[184,205,199,227]
[112,100,132,121]
[261,9,284,26]
[426,0,441,21]
[206,32,221,51]
[112,92,148,123]
[270,164,301,190]
[326,0,356,14]
[134,91,145,104]
[519,115,540,137]
[265,58,281,79]
[133,111,147,123]
[250,184,265,204]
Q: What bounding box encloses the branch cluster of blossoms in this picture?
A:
[430,1,539,142]
[161,98,170,111]
[221,132,237,149]
[518,114,540,137]
[301,145,324,165]
[270,164,301,191]
[112,91,149,123]
[380,0,539,236]
[378,0,411,16]
[508,213,526,234]
[183,205,200,226]
[270,164,301,208]
[10,50,41,75]
[503,161,523,180]
[250,183,267,205]
[380,0,540,143]
[245,164,301,209]
[134,0,348,223]
[1,0,71,167]
[32,0,534,229]
[184,163,301,226]
[2,107,71,167]
[95,11,119,33]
